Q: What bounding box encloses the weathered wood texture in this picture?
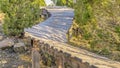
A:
[32,48,40,68]
[32,40,40,68]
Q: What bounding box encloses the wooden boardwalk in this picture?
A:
[25,7,74,42]
[25,7,120,68]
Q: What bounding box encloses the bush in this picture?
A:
[0,0,45,36]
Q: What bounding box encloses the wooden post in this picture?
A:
[32,48,40,68]
[31,38,34,47]
[67,29,70,42]
[32,39,40,68]
[56,51,64,68]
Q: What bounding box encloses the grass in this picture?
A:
[67,20,120,62]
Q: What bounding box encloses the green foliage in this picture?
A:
[32,0,46,6]
[0,0,44,36]
[75,0,93,25]
[115,26,120,36]
[55,0,74,7]
[89,40,97,50]
[83,32,92,40]
[99,48,111,55]
[69,0,120,60]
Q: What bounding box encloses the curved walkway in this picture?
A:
[24,7,120,68]
[25,7,74,42]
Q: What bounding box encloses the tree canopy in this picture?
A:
[52,0,74,7]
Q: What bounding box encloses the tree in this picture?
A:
[33,0,46,6]
[55,0,73,7]
[0,0,44,36]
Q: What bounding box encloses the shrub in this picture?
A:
[0,0,45,36]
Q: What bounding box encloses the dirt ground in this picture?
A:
[0,48,32,68]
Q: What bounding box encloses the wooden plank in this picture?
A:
[32,48,40,68]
